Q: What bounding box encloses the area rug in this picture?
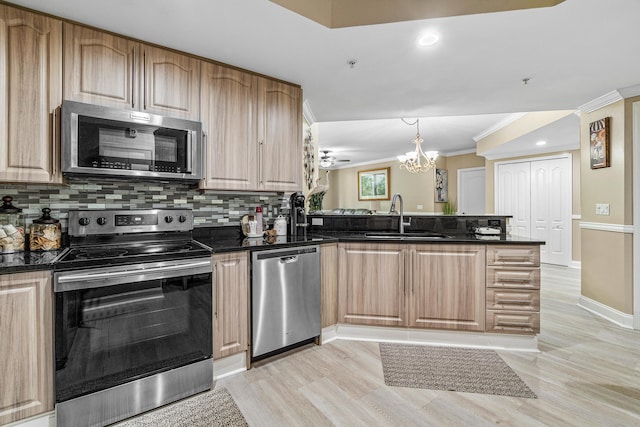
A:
[379,343,537,398]
[114,387,249,427]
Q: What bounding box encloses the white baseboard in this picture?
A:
[571,260,582,269]
[578,295,634,329]
[323,324,538,352]
[5,412,54,427]
[213,352,247,380]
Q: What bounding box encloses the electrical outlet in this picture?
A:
[595,203,610,215]
[417,205,423,210]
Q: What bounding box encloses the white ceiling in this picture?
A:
[8,0,640,165]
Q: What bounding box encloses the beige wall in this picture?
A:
[443,152,485,208]
[322,157,444,213]
[580,98,635,314]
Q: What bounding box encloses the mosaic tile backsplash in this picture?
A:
[0,182,288,232]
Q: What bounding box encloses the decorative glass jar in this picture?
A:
[0,196,25,253]
[29,208,62,251]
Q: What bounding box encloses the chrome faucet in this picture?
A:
[389,193,411,233]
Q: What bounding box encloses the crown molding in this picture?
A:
[578,90,624,113]
[443,148,476,157]
[472,113,527,142]
[302,99,317,125]
[618,83,640,99]
[482,142,579,161]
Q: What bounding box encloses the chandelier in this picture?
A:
[397,118,438,173]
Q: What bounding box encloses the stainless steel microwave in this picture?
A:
[61,101,203,182]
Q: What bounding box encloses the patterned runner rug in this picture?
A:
[114,387,249,426]
[379,343,537,398]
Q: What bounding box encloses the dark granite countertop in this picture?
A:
[0,250,65,275]
[313,231,544,245]
[0,226,542,275]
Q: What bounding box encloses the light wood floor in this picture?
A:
[218,265,640,426]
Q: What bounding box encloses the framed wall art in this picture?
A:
[435,168,448,202]
[589,117,610,169]
[358,167,390,201]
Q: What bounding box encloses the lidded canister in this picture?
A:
[29,208,62,251]
[0,196,25,253]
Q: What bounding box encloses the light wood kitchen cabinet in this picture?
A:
[64,23,200,120]
[256,77,302,192]
[0,5,62,184]
[212,252,249,360]
[200,65,303,192]
[200,63,258,190]
[408,244,486,331]
[320,243,338,328]
[486,245,541,334]
[338,243,407,327]
[0,271,53,425]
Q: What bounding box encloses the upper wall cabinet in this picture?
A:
[63,23,200,120]
[257,78,302,192]
[0,5,62,184]
[200,64,302,192]
[200,63,258,190]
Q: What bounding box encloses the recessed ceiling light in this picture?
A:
[417,33,439,47]
[536,140,547,146]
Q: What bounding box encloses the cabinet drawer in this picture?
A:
[486,288,540,311]
[486,311,540,334]
[487,267,540,289]
[487,245,540,266]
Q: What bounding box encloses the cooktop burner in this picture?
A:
[74,248,129,259]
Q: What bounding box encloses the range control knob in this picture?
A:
[78,217,91,226]
[178,215,187,223]
[97,217,107,226]
[164,216,174,223]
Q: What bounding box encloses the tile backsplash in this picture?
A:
[0,182,287,231]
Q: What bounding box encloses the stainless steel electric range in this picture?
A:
[53,209,212,427]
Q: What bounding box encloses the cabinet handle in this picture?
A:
[214,263,219,319]
[143,50,147,110]
[132,47,136,109]
[50,109,57,181]
[259,140,264,185]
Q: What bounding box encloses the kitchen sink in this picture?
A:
[364,232,451,240]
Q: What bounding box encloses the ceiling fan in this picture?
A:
[319,150,350,168]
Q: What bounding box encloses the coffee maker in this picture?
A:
[289,192,308,238]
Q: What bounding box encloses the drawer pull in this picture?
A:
[496,299,531,304]
[497,321,532,327]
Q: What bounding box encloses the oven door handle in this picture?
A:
[55,259,211,292]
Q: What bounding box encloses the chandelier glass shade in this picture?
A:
[397,119,438,173]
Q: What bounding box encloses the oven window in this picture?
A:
[55,272,212,402]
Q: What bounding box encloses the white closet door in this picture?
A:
[458,167,486,214]
[497,162,531,238]
[530,161,550,262]
[545,158,572,266]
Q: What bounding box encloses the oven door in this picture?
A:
[53,258,212,404]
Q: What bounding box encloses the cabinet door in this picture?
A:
[338,243,407,327]
[257,78,302,192]
[142,45,200,120]
[320,243,338,328]
[409,244,486,331]
[200,63,258,190]
[0,6,62,183]
[63,23,137,109]
[0,271,53,425]
[213,252,249,360]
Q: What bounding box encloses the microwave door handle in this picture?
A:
[186,132,193,173]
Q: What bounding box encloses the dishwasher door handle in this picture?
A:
[280,256,299,264]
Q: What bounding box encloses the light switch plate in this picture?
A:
[596,203,610,215]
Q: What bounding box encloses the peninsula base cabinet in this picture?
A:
[0,271,53,425]
[409,244,486,331]
[320,243,338,328]
[212,252,249,360]
[486,245,541,334]
[338,243,407,327]
[337,242,540,336]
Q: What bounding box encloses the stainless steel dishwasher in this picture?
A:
[251,245,320,359]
